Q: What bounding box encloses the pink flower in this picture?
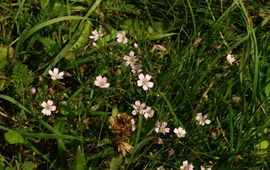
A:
[31,87,37,94]
[116,31,128,44]
[94,75,110,88]
[137,74,154,90]
[143,106,154,119]
[48,68,64,80]
[156,137,164,145]
[196,113,211,126]
[89,29,104,41]
[173,127,186,138]
[132,100,146,115]
[41,100,56,116]
[226,54,236,65]
[131,64,142,74]
[123,51,137,67]
[155,122,170,134]
[180,160,194,170]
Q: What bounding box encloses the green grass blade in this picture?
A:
[0,94,31,113]
[14,16,86,56]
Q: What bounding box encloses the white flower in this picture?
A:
[132,100,146,115]
[201,165,212,170]
[123,51,137,67]
[41,100,56,116]
[226,54,235,65]
[137,73,154,90]
[94,75,110,88]
[196,113,211,126]
[155,122,170,134]
[131,64,142,74]
[116,31,128,44]
[131,118,136,131]
[89,29,104,41]
[48,68,64,80]
[174,127,186,138]
[143,106,154,119]
[180,160,194,170]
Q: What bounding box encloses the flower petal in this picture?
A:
[148,82,154,88]
[145,74,151,81]
[47,100,53,106]
[137,80,143,86]
[41,101,47,107]
[53,68,59,74]
[138,73,144,80]
[48,70,53,76]
[143,85,148,91]
[51,106,56,111]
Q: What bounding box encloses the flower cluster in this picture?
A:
[41,68,65,116]
[123,50,142,75]
[132,100,155,119]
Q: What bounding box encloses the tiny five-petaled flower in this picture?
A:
[132,100,146,115]
[143,106,154,119]
[123,51,137,67]
[174,127,186,138]
[116,31,128,44]
[226,54,236,65]
[41,100,56,116]
[196,113,211,126]
[137,74,154,90]
[94,75,110,88]
[180,160,194,170]
[155,122,170,134]
[131,64,142,74]
[89,29,104,41]
[48,68,64,80]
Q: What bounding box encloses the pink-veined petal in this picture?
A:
[137,80,143,86]
[42,109,51,116]
[47,100,53,106]
[145,74,151,81]
[138,73,144,80]
[48,70,53,76]
[51,106,56,111]
[143,85,148,91]
[148,82,154,88]
[53,68,59,74]
[41,101,47,107]
[130,51,134,57]
[58,72,64,78]
[205,119,211,124]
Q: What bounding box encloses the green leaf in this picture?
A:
[0,95,31,114]
[14,16,86,56]
[22,161,37,170]
[74,146,85,170]
[109,156,121,170]
[4,130,25,144]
